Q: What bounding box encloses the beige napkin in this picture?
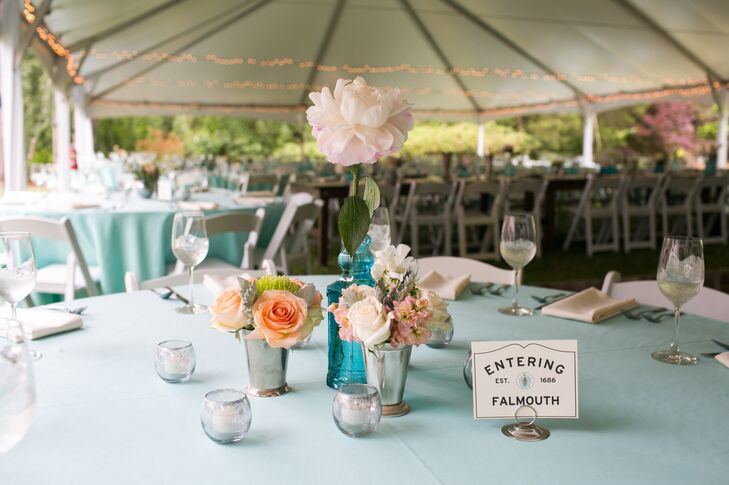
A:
[715,352,729,369]
[234,195,275,205]
[541,287,638,323]
[177,201,219,211]
[5,308,84,340]
[418,270,471,300]
[68,202,100,210]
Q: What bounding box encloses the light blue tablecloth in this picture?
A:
[3,277,728,484]
[0,192,284,294]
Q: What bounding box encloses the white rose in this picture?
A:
[347,296,391,347]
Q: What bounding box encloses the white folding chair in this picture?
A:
[504,177,548,257]
[563,175,624,256]
[620,174,664,252]
[693,175,728,244]
[175,209,265,273]
[601,271,729,323]
[455,179,508,261]
[238,173,280,195]
[417,256,520,285]
[659,173,702,238]
[126,260,276,292]
[257,193,323,275]
[399,181,457,257]
[0,217,100,302]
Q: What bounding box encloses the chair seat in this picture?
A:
[35,264,101,294]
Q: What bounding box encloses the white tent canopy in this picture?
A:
[29,0,729,120]
[2,0,729,189]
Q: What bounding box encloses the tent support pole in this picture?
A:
[581,106,594,167]
[73,86,95,169]
[1,0,27,191]
[53,87,71,191]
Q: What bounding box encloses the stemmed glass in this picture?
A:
[0,234,40,360]
[652,236,704,365]
[171,211,209,314]
[367,207,391,253]
[498,214,537,317]
[0,318,36,453]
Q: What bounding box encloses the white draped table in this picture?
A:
[2,276,728,484]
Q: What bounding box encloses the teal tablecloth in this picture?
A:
[0,192,284,294]
[4,278,728,484]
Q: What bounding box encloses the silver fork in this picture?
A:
[489,284,511,296]
[470,283,494,295]
[531,293,568,304]
[623,307,665,320]
[46,306,88,315]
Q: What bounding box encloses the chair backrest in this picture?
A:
[239,173,279,193]
[621,175,663,208]
[125,260,276,292]
[262,193,319,261]
[504,177,548,214]
[660,174,702,207]
[0,216,96,297]
[455,179,508,218]
[694,175,728,208]
[417,256,520,285]
[601,270,729,323]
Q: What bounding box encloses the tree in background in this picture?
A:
[629,102,700,161]
[22,52,52,164]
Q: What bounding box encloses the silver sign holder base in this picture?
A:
[501,405,550,442]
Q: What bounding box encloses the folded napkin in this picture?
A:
[203,273,243,296]
[541,287,638,323]
[67,202,100,210]
[239,191,276,198]
[1,307,84,340]
[177,201,219,211]
[418,270,471,300]
[234,195,275,206]
[715,352,729,369]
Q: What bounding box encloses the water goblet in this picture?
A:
[171,211,209,314]
[0,233,40,360]
[652,236,704,365]
[201,389,252,444]
[332,384,381,437]
[0,319,36,453]
[367,207,391,253]
[498,214,537,316]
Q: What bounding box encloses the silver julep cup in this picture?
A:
[363,344,412,417]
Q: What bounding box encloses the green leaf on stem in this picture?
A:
[338,196,370,256]
[362,176,381,217]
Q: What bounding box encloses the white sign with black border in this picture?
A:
[472,340,578,420]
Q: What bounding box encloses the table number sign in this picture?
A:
[471,340,578,441]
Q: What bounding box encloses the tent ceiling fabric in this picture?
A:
[33,0,729,120]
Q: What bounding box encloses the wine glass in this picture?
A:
[171,211,209,314]
[367,207,391,253]
[0,233,40,360]
[652,236,704,365]
[498,214,537,316]
[0,318,36,453]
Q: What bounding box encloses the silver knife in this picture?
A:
[711,339,729,351]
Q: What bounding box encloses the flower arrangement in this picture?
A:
[307,77,413,256]
[131,160,160,193]
[328,244,450,349]
[210,275,324,349]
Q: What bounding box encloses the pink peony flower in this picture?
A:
[306,77,413,166]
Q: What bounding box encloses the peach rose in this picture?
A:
[210,288,249,332]
[248,290,310,348]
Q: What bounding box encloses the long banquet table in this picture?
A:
[0,191,284,294]
[3,276,728,484]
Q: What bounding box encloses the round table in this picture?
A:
[0,191,284,294]
[5,276,729,484]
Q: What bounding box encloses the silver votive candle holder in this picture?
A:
[332,384,382,437]
[201,389,252,444]
[155,340,196,383]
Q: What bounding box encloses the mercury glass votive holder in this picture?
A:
[332,384,381,437]
[155,340,196,383]
[426,317,454,349]
[201,389,252,444]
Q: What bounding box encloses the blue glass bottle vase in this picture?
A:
[326,235,375,389]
